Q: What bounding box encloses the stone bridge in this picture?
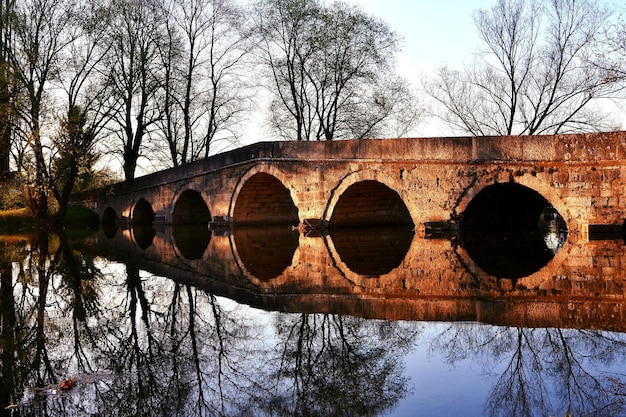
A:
[75,131,626,240]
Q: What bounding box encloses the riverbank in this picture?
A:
[0,206,99,231]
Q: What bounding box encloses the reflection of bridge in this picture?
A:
[76,132,626,236]
[83,224,626,332]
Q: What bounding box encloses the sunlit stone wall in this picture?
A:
[74,131,626,239]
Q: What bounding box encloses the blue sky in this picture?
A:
[347,0,495,135]
[349,1,492,76]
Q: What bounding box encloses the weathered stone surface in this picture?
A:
[72,131,626,238]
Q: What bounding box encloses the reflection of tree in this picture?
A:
[7,231,626,416]
[87,265,270,417]
[429,323,626,417]
[27,233,64,388]
[0,236,23,414]
[257,313,417,416]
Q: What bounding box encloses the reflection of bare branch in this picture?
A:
[486,329,549,417]
[431,323,626,417]
[262,313,417,415]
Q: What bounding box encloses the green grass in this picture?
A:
[0,206,99,231]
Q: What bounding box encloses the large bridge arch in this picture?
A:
[230,165,299,226]
[324,169,415,228]
[454,170,578,236]
[454,170,575,282]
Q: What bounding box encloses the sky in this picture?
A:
[344,0,494,136]
[345,0,625,136]
[348,0,490,75]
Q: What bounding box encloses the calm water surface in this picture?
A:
[1,223,626,417]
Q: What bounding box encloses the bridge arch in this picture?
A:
[455,172,577,235]
[132,198,156,225]
[101,206,118,226]
[172,189,211,224]
[456,172,574,281]
[231,166,299,226]
[169,189,212,260]
[101,207,118,238]
[324,170,414,228]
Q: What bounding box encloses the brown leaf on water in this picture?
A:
[59,378,77,392]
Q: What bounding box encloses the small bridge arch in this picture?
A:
[324,169,414,228]
[230,165,299,226]
[172,189,212,225]
[132,198,156,224]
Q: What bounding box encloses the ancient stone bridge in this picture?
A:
[73,131,626,306]
[76,131,626,240]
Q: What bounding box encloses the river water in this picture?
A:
[1,223,626,417]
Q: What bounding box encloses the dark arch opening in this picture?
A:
[102,207,118,226]
[329,180,414,228]
[132,198,155,225]
[173,190,211,225]
[102,207,118,238]
[460,182,568,279]
[233,173,298,226]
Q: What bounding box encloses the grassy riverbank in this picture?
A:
[0,206,99,231]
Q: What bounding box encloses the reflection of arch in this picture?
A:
[131,225,155,249]
[232,172,298,226]
[459,181,568,280]
[132,198,155,225]
[328,179,413,228]
[173,225,211,260]
[172,189,211,224]
[232,226,299,280]
[328,227,415,276]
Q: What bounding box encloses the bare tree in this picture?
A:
[157,0,249,167]
[49,1,113,219]
[102,0,165,180]
[596,11,626,93]
[254,0,422,141]
[0,0,16,178]
[10,0,76,217]
[425,0,617,136]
